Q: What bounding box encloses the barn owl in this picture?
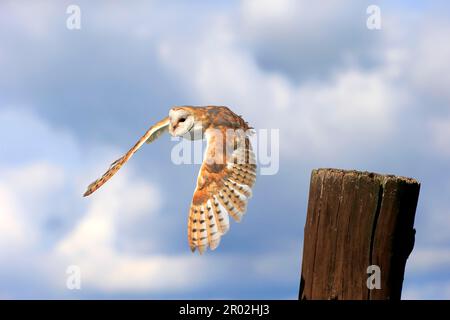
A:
[83,106,256,254]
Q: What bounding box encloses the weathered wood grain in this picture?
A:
[299,169,420,300]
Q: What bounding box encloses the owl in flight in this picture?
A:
[83,106,256,254]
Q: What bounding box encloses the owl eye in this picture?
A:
[178,117,186,123]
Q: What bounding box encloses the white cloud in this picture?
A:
[402,281,450,300]
[0,184,32,250]
[407,22,450,102]
[0,162,65,206]
[0,108,205,294]
[241,0,363,29]
[241,0,299,24]
[239,0,379,80]
[429,117,450,157]
[158,13,407,161]
[0,1,58,39]
[407,247,450,275]
[55,168,206,292]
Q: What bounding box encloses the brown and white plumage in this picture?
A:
[83,106,256,254]
[83,117,170,197]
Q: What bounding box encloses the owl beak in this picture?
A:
[169,118,181,134]
[168,121,175,136]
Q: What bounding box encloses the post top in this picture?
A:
[312,168,420,185]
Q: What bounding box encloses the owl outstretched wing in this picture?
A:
[188,127,256,254]
[83,116,169,197]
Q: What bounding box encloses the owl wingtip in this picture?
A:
[198,245,206,255]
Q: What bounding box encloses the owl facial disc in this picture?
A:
[169,108,195,137]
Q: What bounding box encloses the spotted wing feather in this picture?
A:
[83,117,169,197]
[188,127,256,253]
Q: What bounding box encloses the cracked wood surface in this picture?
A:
[299,169,420,300]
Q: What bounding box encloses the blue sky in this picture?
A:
[1,0,450,299]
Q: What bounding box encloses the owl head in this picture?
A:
[169,106,206,139]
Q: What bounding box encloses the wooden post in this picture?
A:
[299,168,420,300]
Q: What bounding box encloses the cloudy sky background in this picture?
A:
[1,0,450,299]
